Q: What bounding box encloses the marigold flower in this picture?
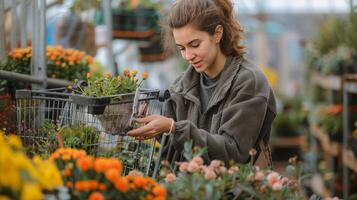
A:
[123,68,131,77]
[62,168,72,177]
[105,72,111,78]
[133,176,148,188]
[88,192,104,200]
[132,69,138,77]
[105,168,120,182]
[98,183,107,191]
[142,71,149,80]
[77,156,94,171]
[87,73,91,78]
[152,185,166,197]
[114,178,129,192]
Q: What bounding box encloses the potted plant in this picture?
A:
[71,69,149,135]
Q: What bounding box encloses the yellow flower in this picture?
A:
[21,183,43,200]
[142,71,149,80]
[116,76,122,81]
[105,72,111,78]
[132,69,138,77]
[7,134,22,149]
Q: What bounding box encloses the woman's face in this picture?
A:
[173,25,222,74]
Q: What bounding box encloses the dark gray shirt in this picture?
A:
[199,72,220,113]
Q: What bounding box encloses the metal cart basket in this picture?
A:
[16,87,168,175]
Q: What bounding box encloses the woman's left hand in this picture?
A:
[127,115,175,140]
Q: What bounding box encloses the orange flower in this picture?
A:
[88,192,104,200]
[89,180,99,190]
[105,72,111,78]
[62,168,72,177]
[152,186,166,197]
[123,68,131,77]
[114,177,129,192]
[77,156,94,171]
[105,168,120,182]
[66,181,73,188]
[142,71,149,80]
[133,176,148,188]
[98,183,107,191]
[87,73,91,78]
[94,158,108,173]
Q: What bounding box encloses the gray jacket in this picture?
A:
[163,56,276,164]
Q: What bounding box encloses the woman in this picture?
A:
[128,0,276,167]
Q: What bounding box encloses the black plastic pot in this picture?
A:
[71,95,110,115]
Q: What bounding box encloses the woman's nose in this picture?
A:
[185,49,195,61]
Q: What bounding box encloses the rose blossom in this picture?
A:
[128,170,143,176]
[192,156,204,166]
[204,169,217,180]
[164,173,177,183]
[266,172,280,186]
[179,162,189,172]
[228,166,239,175]
[254,171,265,181]
[187,161,200,173]
[272,182,283,191]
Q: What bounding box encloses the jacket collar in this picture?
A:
[171,56,243,111]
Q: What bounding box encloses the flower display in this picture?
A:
[0,131,63,200]
[159,141,304,200]
[75,68,149,97]
[50,148,166,200]
[1,46,92,81]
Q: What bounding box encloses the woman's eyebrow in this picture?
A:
[176,39,200,47]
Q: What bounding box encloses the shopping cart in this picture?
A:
[16,87,169,175]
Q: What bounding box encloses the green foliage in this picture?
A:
[314,17,347,55]
[273,96,306,136]
[33,122,99,157]
[75,69,148,97]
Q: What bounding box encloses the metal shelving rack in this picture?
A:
[310,72,343,197]
[342,75,357,199]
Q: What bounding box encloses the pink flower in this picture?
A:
[281,177,289,185]
[192,156,204,166]
[164,173,177,183]
[200,165,208,173]
[187,161,200,173]
[228,166,239,175]
[254,171,265,181]
[272,182,283,191]
[204,169,217,180]
[209,160,221,169]
[128,170,143,176]
[219,166,227,174]
[179,162,189,172]
[266,172,280,186]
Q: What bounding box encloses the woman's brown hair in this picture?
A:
[162,0,245,57]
